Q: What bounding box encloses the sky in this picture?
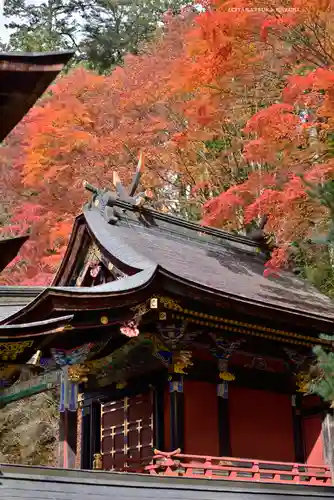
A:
[0,0,43,43]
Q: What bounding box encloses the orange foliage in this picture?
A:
[2,0,334,283]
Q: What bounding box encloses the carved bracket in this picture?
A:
[209,334,245,361]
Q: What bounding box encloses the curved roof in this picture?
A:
[51,192,334,332]
[2,188,334,331]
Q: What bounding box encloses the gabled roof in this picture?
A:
[52,191,334,332]
[0,50,74,142]
[2,187,334,331]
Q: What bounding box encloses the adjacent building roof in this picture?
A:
[0,50,74,293]
[0,50,74,142]
[0,236,29,273]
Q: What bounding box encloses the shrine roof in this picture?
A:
[0,50,74,142]
[55,192,334,329]
[0,314,73,338]
[2,187,334,331]
[0,286,45,322]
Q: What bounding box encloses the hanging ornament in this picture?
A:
[295,372,310,393]
[218,359,235,382]
[120,321,140,338]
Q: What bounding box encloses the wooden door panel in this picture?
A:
[101,391,153,471]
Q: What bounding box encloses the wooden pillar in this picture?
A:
[76,406,82,469]
[292,393,305,463]
[169,375,184,451]
[58,410,77,468]
[81,404,92,469]
[153,383,165,450]
[90,400,101,467]
[217,382,231,456]
[79,397,101,469]
[322,411,334,478]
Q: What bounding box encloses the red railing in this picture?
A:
[145,449,332,486]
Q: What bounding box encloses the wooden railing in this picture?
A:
[144,449,332,486]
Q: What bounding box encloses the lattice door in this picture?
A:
[101,391,153,471]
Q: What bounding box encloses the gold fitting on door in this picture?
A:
[93,453,102,470]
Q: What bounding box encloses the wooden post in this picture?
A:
[153,383,165,450]
[169,375,184,451]
[58,410,77,468]
[76,406,82,469]
[322,411,334,479]
[81,404,92,469]
[217,382,231,456]
[292,393,305,463]
[90,400,101,468]
[78,398,101,469]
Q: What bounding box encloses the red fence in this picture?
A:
[145,449,332,486]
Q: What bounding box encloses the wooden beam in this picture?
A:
[58,410,77,469]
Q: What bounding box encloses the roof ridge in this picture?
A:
[102,197,259,249]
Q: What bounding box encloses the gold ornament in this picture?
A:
[100,316,109,325]
[295,372,309,393]
[116,382,127,389]
[150,298,158,309]
[157,296,182,311]
[68,364,90,383]
[93,453,102,470]
[173,351,193,374]
[0,340,34,361]
[219,371,235,382]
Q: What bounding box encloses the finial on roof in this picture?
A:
[246,215,273,256]
[83,180,99,194]
[84,152,156,226]
[111,151,144,200]
[129,151,144,197]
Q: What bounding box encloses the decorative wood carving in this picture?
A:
[172,351,193,375]
[284,348,309,369]
[209,333,245,360]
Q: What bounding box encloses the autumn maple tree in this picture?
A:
[175,0,334,284]
[2,0,334,294]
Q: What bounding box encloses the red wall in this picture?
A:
[229,386,295,462]
[303,415,325,466]
[183,380,219,456]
